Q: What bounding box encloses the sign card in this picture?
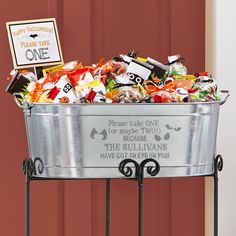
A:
[6,18,63,69]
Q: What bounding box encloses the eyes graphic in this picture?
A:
[166,124,181,131]
[154,125,181,142]
[127,73,144,85]
[155,133,170,141]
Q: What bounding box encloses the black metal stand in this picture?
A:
[22,159,111,236]
[118,156,223,236]
[22,155,223,236]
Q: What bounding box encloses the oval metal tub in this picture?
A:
[14,90,228,179]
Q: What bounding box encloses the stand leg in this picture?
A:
[213,155,223,236]
[138,182,143,236]
[24,162,31,236]
[22,159,34,236]
[214,171,218,236]
[106,179,110,236]
[118,158,160,236]
[25,176,30,236]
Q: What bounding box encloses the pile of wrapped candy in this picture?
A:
[6,51,221,103]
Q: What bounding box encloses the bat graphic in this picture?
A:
[90,128,107,140]
[29,34,38,39]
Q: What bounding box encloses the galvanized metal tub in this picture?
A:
[14,91,229,179]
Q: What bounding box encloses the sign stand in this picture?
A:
[22,155,223,236]
[33,67,43,80]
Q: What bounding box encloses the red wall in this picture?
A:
[0,0,205,235]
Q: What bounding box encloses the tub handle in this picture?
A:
[219,90,230,105]
[13,93,33,109]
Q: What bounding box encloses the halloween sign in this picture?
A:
[6,18,63,69]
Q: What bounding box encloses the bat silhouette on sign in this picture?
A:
[90,128,107,140]
[29,34,38,39]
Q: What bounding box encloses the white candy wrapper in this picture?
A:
[49,75,78,103]
[75,72,106,98]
